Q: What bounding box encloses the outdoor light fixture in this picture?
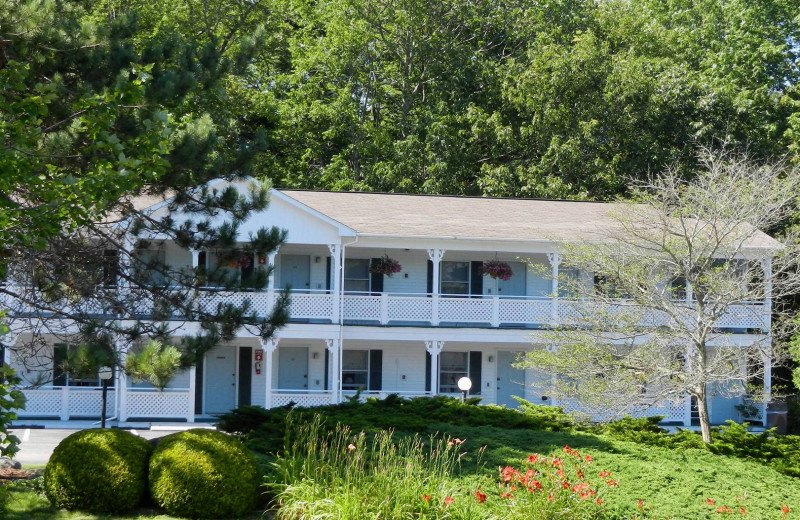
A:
[457,376,472,403]
[98,366,113,429]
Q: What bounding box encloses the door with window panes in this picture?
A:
[342,350,382,391]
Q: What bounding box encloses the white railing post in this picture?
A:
[60,387,70,421]
[328,245,341,323]
[425,341,444,395]
[491,296,500,327]
[261,337,278,409]
[427,249,445,326]
[187,365,197,422]
[761,257,772,332]
[326,339,340,404]
[267,251,278,315]
[683,394,692,427]
[763,348,772,423]
[380,292,389,325]
[547,253,560,325]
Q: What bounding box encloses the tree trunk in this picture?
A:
[695,387,712,443]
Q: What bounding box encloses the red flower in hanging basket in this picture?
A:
[481,260,513,281]
[370,255,402,277]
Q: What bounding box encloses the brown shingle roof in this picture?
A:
[278,190,779,249]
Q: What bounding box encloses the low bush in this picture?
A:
[43,428,151,514]
[149,428,260,518]
[711,421,800,478]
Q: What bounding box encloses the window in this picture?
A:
[558,268,580,298]
[52,344,112,387]
[342,349,382,390]
[670,276,687,301]
[344,259,370,293]
[440,261,470,295]
[134,248,167,286]
[439,351,468,393]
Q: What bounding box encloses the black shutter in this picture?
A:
[470,261,483,298]
[425,351,431,392]
[326,257,332,292]
[324,349,329,390]
[53,344,68,386]
[469,351,482,395]
[238,347,252,406]
[370,258,384,295]
[427,260,433,295]
[369,350,383,391]
[195,356,204,414]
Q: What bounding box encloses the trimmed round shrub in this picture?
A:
[149,428,260,518]
[44,428,152,513]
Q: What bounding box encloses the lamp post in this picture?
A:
[457,376,472,403]
[98,366,113,428]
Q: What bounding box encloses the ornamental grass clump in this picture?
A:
[269,414,471,519]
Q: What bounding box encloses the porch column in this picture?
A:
[763,348,772,422]
[260,337,278,409]
[267,250,279,313]
[187,365,196,422]
[1,332,18,367]
[116,336,129,422]
[425,340,444,396]
[329,244,341,323]
[427,249,445,326]
[683,344,693,427]
[118,234,135,313]
[326,339,341,404]
[761,257,773,331]
[547,253,560,325]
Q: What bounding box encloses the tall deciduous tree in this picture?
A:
[518,148,800,443]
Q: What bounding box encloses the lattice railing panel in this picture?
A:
[716,304,767,330]
[740,396,765,422]
[559,396,689,424]
[68,389,116,416]
[343,296,381,320]
[388,297,432,322]
[439,298,492,322]
[499,299,552,325]
[271,393,333,408]
[289,294,334,319]
[17,389,62,416]
[126,390,190,418]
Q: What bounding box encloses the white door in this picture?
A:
[204,347,237,414]
[278,347,309,390]
[280,255,311,293]
[496,351,526,408]
[497,262,527,296]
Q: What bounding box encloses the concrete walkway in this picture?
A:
[9,421,215,467]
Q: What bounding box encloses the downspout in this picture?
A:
[338,236,359,404]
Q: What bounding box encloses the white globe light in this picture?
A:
[457,376,472,392]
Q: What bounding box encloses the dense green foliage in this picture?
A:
[43,429,151,514]
[0,321,25,458]
[148,429,261,519]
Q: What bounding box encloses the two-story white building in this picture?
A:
[4,179,775,426]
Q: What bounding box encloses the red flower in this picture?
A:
[606,479,619,487]
[548,493,556,502]
[444,497,454,507]
[716,506,733,514]
[584,455,594,462]
[706,499,716,506]
[474,491,487,503]
[572,483,590,493]
[422,494,431,502]
[637,500,645,509]
[562,481,571,489]
[528,480,543,492]
[500,466,520,482]
[500,492,514,499]
[599,471,611,478]
[576,470,585,479]
[552,458,563,467]
[782,504,791,514]
[527,454,539,463]
[739,507,746,514]
[596,498,603,505]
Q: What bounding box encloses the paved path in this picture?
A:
[9,425,211,467]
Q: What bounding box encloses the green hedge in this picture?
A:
[149,428,261,518]
[43,428,151,514]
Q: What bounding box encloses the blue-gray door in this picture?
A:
[204,347,237,414]
[497,262,527,296]
[496,351,525,408]
[278,347,309,390]
[280,255,311,293]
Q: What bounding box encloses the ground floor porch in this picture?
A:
[8,326,764,427]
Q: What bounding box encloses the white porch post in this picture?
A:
[260,337,278,409]
[763,348,772,422]
[1,332,17,367]
[186,365,196,422]
[326,339,341,404]
[267,251,279,312]
[116,337,129,422]
[547,253,560,325]
[684,344,693,427]
[329,244,341,323]
[761,257,773,332]
[427,249,445,326]
[425,340,444,396]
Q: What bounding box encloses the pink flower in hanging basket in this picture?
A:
[481,260,513,281]
[370,255,402,277]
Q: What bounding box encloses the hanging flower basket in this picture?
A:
[481,260,513,281]
[370,255,402,277]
